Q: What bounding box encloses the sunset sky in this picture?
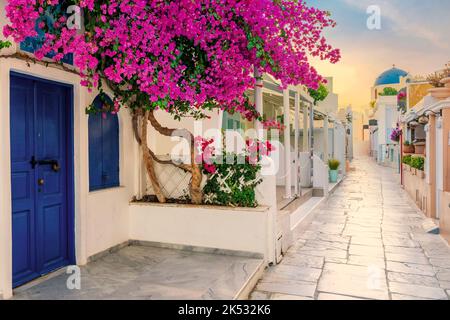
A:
[306,0,450,111]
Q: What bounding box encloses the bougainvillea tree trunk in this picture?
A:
[147,111,203,205]
[190,162,203,205]
[140,111,167,203]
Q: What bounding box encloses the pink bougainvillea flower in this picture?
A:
[203,163,217,174]
[3,0,340,122]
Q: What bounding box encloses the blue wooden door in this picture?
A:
[10,74,73,287]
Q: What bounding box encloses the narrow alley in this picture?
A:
[251,157,450,300]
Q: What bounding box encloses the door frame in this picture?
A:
[10,71,76,280]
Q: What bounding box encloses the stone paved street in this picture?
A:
[251,157,450,300]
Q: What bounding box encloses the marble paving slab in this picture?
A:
[13,245,263,300]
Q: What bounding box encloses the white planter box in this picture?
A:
[129,202,273,260]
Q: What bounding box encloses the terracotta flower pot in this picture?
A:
[428,87,450,99]
[403,145,415,154]
[414,145,425,155]
[441,77,450,89]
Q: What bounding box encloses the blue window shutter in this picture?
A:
[101,112,120,188]
[88,113,103,191]
[88,94,120,191]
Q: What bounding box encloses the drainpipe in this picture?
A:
[283,89,292,199]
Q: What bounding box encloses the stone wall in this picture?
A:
[439,191,450,244]
[403,165,431,216]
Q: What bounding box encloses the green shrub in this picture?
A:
[199,138,274,208]
[308,83,329,105]
[410,156,425,171]
[328,159,340,170]
[402,155,412,165]
[202,154,261,208]
[379,87,398,96]
[0,40,12,50]
[403,141,411,146]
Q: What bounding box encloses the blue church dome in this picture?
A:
[374,67,408,86]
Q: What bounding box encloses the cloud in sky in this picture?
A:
[305,0,450,111]
[343,0,449,49]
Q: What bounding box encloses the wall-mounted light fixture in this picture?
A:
[418,115,429,125]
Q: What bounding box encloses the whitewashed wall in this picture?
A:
[313,127,326,160]
[314,127,335,161]
[148,109,223,155]
[313,155,329,194]
[130,170,278,264]
[333,123,347,175]
[317,92,338,115]
[374,96,398,146]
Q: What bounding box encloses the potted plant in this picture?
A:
[390,126,402,143]
[427,65,450,99]
[410,156,417,175]
[328,159,340,183]
[413,139,426,155]
[440,62,450,89]
[410,156,425,179]
[402,154,412,172]
[403,141,415,154]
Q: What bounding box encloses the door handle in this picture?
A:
[38,178,45,186]
[30,156,60,172]
[30,156,38,169]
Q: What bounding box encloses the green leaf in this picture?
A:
[0,40,12,50]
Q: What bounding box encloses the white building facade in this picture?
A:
[369,67,410,170]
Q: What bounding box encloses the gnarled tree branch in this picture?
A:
[141,111,166,203]
[147,110,203,204]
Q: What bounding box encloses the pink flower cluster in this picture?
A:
[194,136,276,173]
[397,91,407,101]
[246,139,275,165]
[262,118,285,132]
[3,0,340,120]
[195,136,219,174]
[390,127,402,142]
